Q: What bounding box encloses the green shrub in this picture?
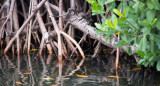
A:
[86,0,160,71]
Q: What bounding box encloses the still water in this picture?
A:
[0,53,160,86]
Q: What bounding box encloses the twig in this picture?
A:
[20,0,27,20]
[115,4,123,71]
[68,0,75,39]
[39,37,45,54]
[0,16,7,21]
[34,0,53,54]
[115,34,120,71]
[27,0,33,53]
[70,34,87,58]
[60,31,86,59]
[91,42,101,58]
[0,0,9,15]
[59,0,63,29]
[45,1,62,60]
[59,0,63,62]
[13,1,21,55]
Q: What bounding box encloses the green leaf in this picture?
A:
[112,14,117,23]
[143,20,149,25]
[147,2,153,9]
[113,19,117,26]
[150,33,154,40]
[101,18,106,25]
[95,30,105,34]
[149,56,155,62]
[139,1,145,9]
[86,0,92,3]
[127,18,139,30]
[92,10,105,15]
[113,9,123,17]
[151,0,160,10]
[117,18,129,28]
[126,36,134,44]
[88,0,105,15]
[98,0,104,6]
[108,2,115,11]
[139,36,147,52]
[138,20,147,27]
[150,33,160,44]
[123,9,128,16]
[138,59,145,65]
[142,27,151,35]
[157,21,160,30]
[136,51,145,57]
[144,61,149,67]
[133,1,139,12]
[126,46,132,56]
[106,19,114,28]
[151,18,157,25]
[146,10,155,24]
[150,61,155,67]
[121,34,127,42]
[105,35,111,43]
[118,23,130,28]
[95,23,102,30]
[118,17,127,21]
[150,40,154,53]
[115,40,127,48]
[104,0,115,4]
[106,29,116,35]
[157,60,160,71]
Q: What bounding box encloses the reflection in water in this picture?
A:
[116,71,119,86]
[0,54,160,86]
[28,54,35,86]
[39,55,48,86]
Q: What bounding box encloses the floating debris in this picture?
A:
[76,74,88,78]
[16,82,22,84]
[41,78,54,80]
[24,73,31,74]
[107,75,124,78]
[132,68,141,71]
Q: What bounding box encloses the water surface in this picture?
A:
[0,53,159,86]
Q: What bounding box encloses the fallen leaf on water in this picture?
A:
[45,82,51,84]
[132,68,141,71]
[107,75,124,78]
[76,74,88,78]
[29,49,38,52]
[50,85,56,86]
[42,78,54,80]
[24,73,31,74]
[30,49,38,51]
[16,82,22,84]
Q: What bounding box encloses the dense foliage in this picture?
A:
[86,0,160,70]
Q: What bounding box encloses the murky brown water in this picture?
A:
[0,53,160,86]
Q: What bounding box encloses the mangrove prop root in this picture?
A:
[0,0,139,61]
[4,0,47,53]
